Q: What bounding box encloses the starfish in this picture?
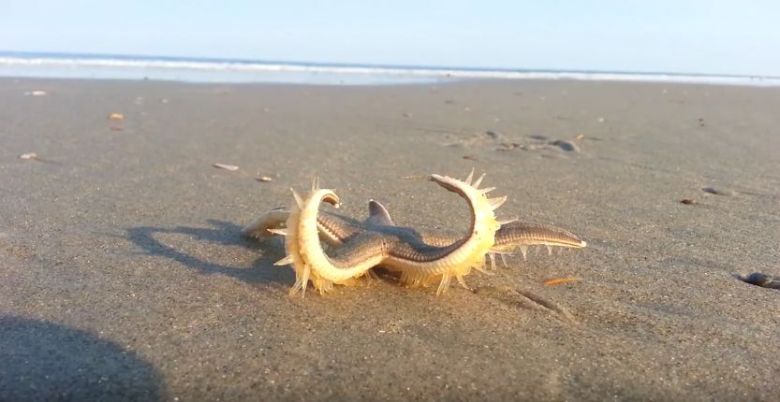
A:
[243,172,586,296]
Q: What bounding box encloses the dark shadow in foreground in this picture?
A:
[126,219,294,286]
[0,316,163,401]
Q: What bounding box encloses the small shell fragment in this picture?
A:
[256,176,274,182]
[108,113,125,121]
[19,153,38,160]
[213,163,239,171]
[24,90,47,96]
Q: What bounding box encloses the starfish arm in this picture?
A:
[366,199,395,226]
[243,209,362,246]
[492,222,587,251]
[241,208,290,239]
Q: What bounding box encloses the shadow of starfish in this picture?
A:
[126,219,294,286]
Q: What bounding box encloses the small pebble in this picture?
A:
[19,153,38,160]
[256,176,274,182]
[213,163,239,171]
[24,90,47,96]
[108,113,125,121]
[680,198,697,205]
[485,130,503,141]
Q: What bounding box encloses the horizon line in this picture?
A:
[2,49,777,80]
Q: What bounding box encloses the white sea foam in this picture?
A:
[1,55,778,86]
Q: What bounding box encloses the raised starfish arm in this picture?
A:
[274,188,385,296]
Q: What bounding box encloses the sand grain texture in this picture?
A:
[1,78,778,401]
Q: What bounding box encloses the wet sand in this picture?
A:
[1,78,778,401]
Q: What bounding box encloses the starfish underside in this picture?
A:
[243,171,586,296]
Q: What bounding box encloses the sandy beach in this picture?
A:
[1,77,778,401]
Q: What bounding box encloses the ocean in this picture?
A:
[1,51,778,86]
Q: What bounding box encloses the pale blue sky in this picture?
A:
[2,1,779,76]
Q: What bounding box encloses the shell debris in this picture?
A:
[19,153,38,160]
[256,175,274,182]
[213,163,239,171]
[543,277,581,286]
[108,112,125,121]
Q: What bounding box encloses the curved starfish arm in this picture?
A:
[491,222,587,260]
[242,209,363,246]
[283,188,384,295]
[410,222,586,259]
[381,172,503,294]
[241,208,290,240]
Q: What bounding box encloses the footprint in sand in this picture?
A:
[443,131,584,157]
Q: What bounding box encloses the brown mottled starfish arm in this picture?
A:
[494,222,586,249]
[244,206,585,253]
[242,209,362,245]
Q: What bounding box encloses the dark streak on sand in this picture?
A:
[739,272,780,290]
[702,186,735,196]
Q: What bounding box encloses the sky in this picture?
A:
[2,1,779,76]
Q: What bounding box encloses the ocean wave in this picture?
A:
[1,54,778,86]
